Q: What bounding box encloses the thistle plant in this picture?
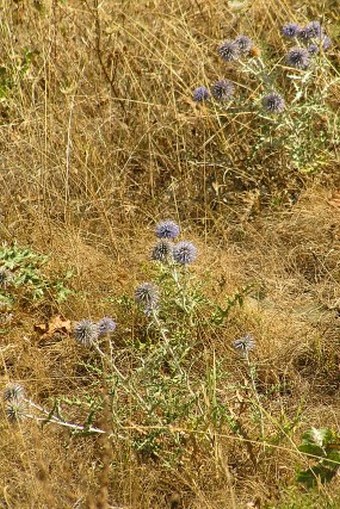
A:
[233,334,265,439]
[190,18,336,174]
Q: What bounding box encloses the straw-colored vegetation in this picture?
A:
[0,0,339,507]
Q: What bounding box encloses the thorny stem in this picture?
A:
[23,399,106,434]
[245,353,265,440]
[151,309,186,377]
[170,263,192,315]
[92,341,152,413]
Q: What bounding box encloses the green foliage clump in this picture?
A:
[0,243,73,307]
[297,427,340,487]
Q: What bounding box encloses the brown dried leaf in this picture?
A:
[35,315,71,339]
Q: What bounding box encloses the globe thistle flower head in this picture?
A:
[307,43,319,55]
[262,92,285,114]
[3,383,26,423]
[135,282,159,312]
[286,47,310,69]
[299,21,322,40]
[151,241,173,263]
[211,80,234,101]
[233,334,255,355]
[218,40,240,62]
[0,268,14,288]
[193,86,210,102]
[173,241,197,265]
[74,319,99,347]
[3,383,25,402]
[5,399,27,423]
[234,35,253,54]
[282,22,300,38]
[155,220,180,240]
[97,317,116,337]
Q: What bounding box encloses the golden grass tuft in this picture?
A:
[0,0,339,507]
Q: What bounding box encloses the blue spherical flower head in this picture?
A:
[218,40,240,62]
[307,43,319,55]
[211,80,234,101]
[193,86,210,102]
[173,241,197,265]
[74,319,99,347]
[234,35,253,54]
[151,241,173,263]
[135,282,159,313]
[155,220,180,240]
[282,22,300,37]
[262,92,285,113]
[299,21,322,40]
[98,317,117,337]
[286,47,310,69]
[233,334,255,355]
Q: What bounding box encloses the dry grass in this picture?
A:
[0,0,339,508]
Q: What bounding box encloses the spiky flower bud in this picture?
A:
[262,92,285,113]
[286,47,310,69]
[193,86,210,102]
[282,23,301,38]
[211,79,234,101]
[3,383,25,402]
[74,320,99,347]
[233,334,255,355]
[97,317,116,337]
[173,241,197,265]
[6,400,27,422]
[234,35,253,54]
[155,220,180,240]
[218,40,240,62]
[151,241,173,263]
[3,383,26,423]
[135,283,159,312]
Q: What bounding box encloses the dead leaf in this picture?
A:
[35,315,71,340]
